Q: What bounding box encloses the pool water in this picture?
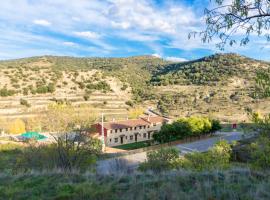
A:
[21,132,47,140]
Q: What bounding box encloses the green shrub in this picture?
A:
[180,140,232,171]
[0,88,16,97]
[125,100,134,107]
[83,95,90,101]
[139,148,180,172]
[20,99,31,107]
[251,136,270,170]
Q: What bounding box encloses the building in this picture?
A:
[95,116,170,147]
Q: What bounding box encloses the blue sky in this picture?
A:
[0,0,269,61]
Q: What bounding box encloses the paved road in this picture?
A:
[97,131,245,174]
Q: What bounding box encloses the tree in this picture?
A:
[191,0,270,49]
[128,107,144,119]
[37,103,101,171]
[211,119,222,133]
[7,119,26,134]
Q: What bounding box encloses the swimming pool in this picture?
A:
[21,132,47,140]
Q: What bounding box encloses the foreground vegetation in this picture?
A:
[1,168,270,200]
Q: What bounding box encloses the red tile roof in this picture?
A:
[98,116,168,130]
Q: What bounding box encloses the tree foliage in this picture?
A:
[191,0,270,49]
[255,68,270,98]
[7,119,26,134]
[153,117,221,144]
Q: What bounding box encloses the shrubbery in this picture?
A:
[20,99,31,107]
[139,148,180,172]
[139,140,232,172]
[0,88,16,97]
[153,117,221,144]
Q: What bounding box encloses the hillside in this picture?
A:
[150,54,270,121]
[0,53,269,122]
[0,56,169,119]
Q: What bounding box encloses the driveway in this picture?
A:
[97,131,245,174]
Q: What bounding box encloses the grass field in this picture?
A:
[114,140,153,150]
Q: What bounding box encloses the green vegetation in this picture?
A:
[114,140,152,150]
[86,81,111,93]
[1,169,270,200]
[255,68,270,98]
[20,99,31,107]
[151,53,267,86]
[140,140,231,172]
[0,87,16,97]
[153,117,221,144]
[139,147,180,172]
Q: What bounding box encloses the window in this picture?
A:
[110,139,112,142]
[126,128,128,131]
[148,125,150,128]
[130,135,133,140]
[134,127,137,130]
[153,123,157,126]
[126,136,127,139]
[143,133,146,138]
[143,126,146,129]
[114,138,118,143]
[130,127,133,131]
[120,129,122,132]
[115,129,118,133]
[139,126,142,129]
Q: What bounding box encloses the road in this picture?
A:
[97,131,245,174]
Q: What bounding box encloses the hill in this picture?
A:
[149,54,270,121]
[0,53,269,122]
[0,56,169,120]
[151,53,269,85]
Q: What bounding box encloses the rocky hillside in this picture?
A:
[151,54,270,121]
[0,56,168,119]
[0,53,269,122]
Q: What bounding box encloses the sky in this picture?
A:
[0,0,269,61]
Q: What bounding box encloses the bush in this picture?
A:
[83,94,90,101]
[125,100,134,107]
[180,140,232,171]
[20,99,31,107]
[251,136,270,170]
[121,84,128,90]
[211,119,222,132]
[139,147,180,172]
[0,88,16,97]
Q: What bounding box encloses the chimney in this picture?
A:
[126,116,128,120]
[147,114,150,121]
[112,118,115,122]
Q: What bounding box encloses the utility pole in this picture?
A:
[101,113,105,151]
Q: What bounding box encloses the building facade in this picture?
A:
[95,116,169,147]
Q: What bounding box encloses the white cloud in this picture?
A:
[73,31,101,39]
[63,42,77,47]
[152,53,162,58]
[111,21,130,29]
[165,56,188,62]
[33,19,51,26]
